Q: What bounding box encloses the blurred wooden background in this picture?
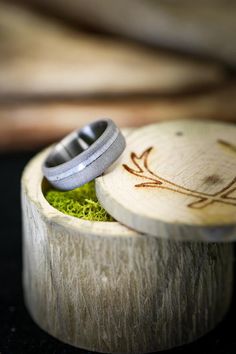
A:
[0,0,235,151]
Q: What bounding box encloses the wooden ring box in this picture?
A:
[21,120,236,353]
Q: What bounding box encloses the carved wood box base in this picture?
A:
[21,148,233,353]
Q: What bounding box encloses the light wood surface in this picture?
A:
[0,2,226,98]
[96,120,236,241]
[1,2,235,153]
[1,82,236,151]
[18,0,236,66]
[21,147,233,353]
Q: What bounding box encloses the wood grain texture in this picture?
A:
[21,148,234,353]
[0,2,226,98]
[1,82,236,151]
[20,0,236,66]
[96,120,236,241]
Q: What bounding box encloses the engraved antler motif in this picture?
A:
[123,147,236,209]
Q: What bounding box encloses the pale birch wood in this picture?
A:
[0,2,226,98]
[96,120,236,241]
[21,147,233,353]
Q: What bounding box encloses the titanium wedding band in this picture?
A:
[42,119,126,190]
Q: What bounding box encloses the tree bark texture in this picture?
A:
[21,149,234,353]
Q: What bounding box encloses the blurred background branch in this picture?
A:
[0,0,235,151]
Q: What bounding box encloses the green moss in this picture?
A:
[45,181,114,222]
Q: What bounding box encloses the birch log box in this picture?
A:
[21,122,235,353]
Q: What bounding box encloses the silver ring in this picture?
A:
[42,119,126,190]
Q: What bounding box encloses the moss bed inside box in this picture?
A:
[45,180,114,222]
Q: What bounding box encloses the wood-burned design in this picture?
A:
[123,147,236,209]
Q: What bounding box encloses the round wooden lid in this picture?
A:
[96,120,236,242]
